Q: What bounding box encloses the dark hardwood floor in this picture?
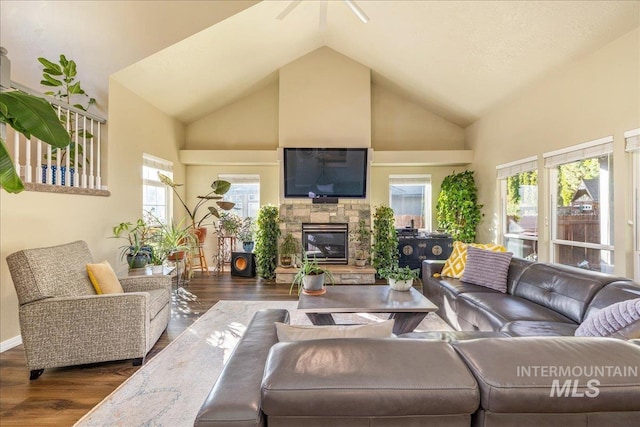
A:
[0,273,298,426]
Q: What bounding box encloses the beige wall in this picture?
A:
[466,28,639,277]
[0,80,185,343]
[279,47,371,148]
[371,84,465,150]
[186,80,279,150]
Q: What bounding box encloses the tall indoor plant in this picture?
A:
[254,205,280,279]
[436,170,484,243]
[159,174,234,242]
[372,205,399,275]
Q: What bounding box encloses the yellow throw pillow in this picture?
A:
[87,261,124,294]
[440,241,506,279]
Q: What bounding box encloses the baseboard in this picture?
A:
[1,335,22,353]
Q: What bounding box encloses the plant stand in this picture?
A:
[215,236,235,274]
[189,244,209,276]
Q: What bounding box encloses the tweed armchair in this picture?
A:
[6,240,171,380]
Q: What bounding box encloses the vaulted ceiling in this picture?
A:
[2,1,639,127]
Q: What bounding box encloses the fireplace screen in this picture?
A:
[302,223,348,264]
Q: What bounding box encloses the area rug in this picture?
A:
[74,300,452,427]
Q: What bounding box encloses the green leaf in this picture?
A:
[0,91,71,149]
[38,57,62,74]
[0,137,25,193]
[41,74,63,86]
[59,54,68,67]
[43,67,63,76]
[211,180,231,195]
[68,82,82,94]
[67,60,77,78]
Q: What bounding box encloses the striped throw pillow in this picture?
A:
[440,241,507,279]
[460,246,513,293]
[575,299,640,339]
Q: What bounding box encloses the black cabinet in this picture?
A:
[397,236,453,277]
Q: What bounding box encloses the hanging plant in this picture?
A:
[254,205,280,279]
[372,205,398,275]
[436,170,484,243]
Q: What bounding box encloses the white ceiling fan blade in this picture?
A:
[276,0,303,20]
[343,0,369,24]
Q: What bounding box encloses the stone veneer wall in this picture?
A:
[279,201,371,265]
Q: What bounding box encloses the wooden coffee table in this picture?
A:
[297,285,438,335]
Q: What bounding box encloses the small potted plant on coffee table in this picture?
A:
[378,265,419,291]
[290,255,335,296]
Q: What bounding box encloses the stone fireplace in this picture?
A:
[276,201,376,284]
[302,223,349,264]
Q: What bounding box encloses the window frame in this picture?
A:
[388,174,432,231]
[496,156,539,261]
[142,154,173,225]
[625,128,640,281]
[218,174,261,219]
[544,136,615,272]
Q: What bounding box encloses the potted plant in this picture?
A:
[152,216,195,262]
[237,217,256,252]
[216,212,242,238]
[158,173,235,243]
[112,219,153,269]
[378,265,419,291]
[372,205,399,276]
[350,219,371,267]
[290,256,335,296]
[255,205,280,279]
[436,170,484,243]
[279,233,300,267]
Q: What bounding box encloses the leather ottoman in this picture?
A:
[261,338,480,426]
[452,337,640,426]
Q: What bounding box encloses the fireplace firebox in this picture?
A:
[302,223,348,264]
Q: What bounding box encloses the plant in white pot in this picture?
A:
[290,256,335,296]
[378,265,419,291]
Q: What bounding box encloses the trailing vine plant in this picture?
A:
[254,205,280,279]
[436,170,484,243]
[372,205,399,275]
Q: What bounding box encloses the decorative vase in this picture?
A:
[388,278,413,291]
[355,258,366,267]
[243,241,255,252]
[302,273,326,295]
[280,255,293,267]
[127,252,150,269]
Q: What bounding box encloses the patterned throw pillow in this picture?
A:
[86,261,124,294]
[575,298,640,339]
[460,246,513,293]
[440,241,507,278]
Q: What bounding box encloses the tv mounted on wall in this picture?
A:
[283,148,368,199]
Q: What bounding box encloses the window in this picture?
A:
[389,175,431,230]
[544,137,614,273]
[626,129,640,281]
[497,157,538,261]
[218,174,260,218]
[142,154,173,225]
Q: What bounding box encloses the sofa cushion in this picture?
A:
[262,339,479,417]
[461,246,513,293]
[575,298,640,339]
[86,261,124,294]
[275,320,394,341]
[456,292,575,331]
[500,320,579,337]
[440,241,506,279]
[512,262,620,323]
[453,337,640,414]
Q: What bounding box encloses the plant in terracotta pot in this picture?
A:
[350,219,371,267]
[290,256,335,296]
[279,233,300,267]
[378,265,419,291]
[158,174,235,243]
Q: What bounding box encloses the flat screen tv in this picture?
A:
[283,148,368,199]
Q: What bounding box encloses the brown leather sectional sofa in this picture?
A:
[195,308,640,426]
[421,257,640,337]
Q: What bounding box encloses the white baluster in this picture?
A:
[81,115,87,188]
[96,123,102,189]
[24,137,32,183]
[89,119,95,189]
[46,144,52,185]
[36,139,42,184]
[13,131,20,176]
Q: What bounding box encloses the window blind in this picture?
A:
[543,136,613,168]
[218,174,260,184]
[625,129,640,152]
[143,153,173,172]
[496,156,537,180]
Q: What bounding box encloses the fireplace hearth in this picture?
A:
[302,223,348,264]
